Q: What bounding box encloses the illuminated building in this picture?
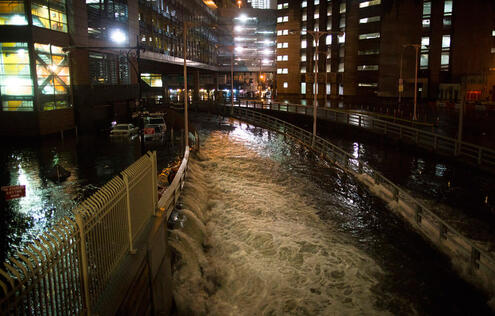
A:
[275,0,495,104]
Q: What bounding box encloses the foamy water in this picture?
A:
[170,125,391,315]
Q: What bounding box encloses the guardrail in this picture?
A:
[224,101,495,171]
[227,106,495,298]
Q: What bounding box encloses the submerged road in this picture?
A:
[169,115,493,315]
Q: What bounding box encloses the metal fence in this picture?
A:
[0,151,158,315]
[228,106,495,296]
[225,101,495,171]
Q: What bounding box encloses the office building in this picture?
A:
[275,0,495,104]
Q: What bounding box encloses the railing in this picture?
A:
[0,151,158,315]
[225,101,495,171]
[227,106,495,297]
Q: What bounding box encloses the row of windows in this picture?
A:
[277,42,288,48]
[277,2,288,9]
[276,55,288,61]
[277,29,289,36]
[277,16,288,23]
[0,0,68,32]
[0,42,71,111]
[277,68,288,74]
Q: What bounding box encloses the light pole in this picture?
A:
[398,43,420,120]
[307,30,339,145]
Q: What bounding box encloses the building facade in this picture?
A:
[275,0,495,104]
[0,0,229,136]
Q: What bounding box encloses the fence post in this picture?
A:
[123,173,136,254]
[150,152,157,214]
[75,214,91,316]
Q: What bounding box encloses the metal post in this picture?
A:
[75,214,91,315]
[231,49,234,114]
[413,45,419,121]
[123,173,136,254]
[183,21,189,148]
[457,100,464,155]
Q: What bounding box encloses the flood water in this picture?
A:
[169,115,493,315]
[0,134,180,262]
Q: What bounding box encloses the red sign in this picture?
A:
[1,185,26,201]
[144,128,155,135]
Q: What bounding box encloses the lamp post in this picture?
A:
[307,30,339,145]
[399,44,420,120]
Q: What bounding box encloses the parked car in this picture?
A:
[110,123,139,137]
[144,125,164,142]
[144,115,167,133]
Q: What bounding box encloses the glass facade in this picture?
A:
[32,0,68,32]
[35,43,71,110]
[0,0,27,25]
[141,73,162,87]
[0,42,33,111]
[88,52,129,85]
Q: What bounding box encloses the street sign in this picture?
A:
[1,185,26,201]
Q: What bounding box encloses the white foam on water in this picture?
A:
[172,128,391,315]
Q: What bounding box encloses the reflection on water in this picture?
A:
[0,134,180,262]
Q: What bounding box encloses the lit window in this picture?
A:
[314,24,319,31]
[358,49,380,55]
[32,0,68,32]
[283,82,288,88]
[326,83,330,94]
[282,68,288,74]
[301,54,307,61]
[283,55,288,61]
[422,19,430,28]
[339,2,345,13]
[421,36,430,50]
[443,16,451,27]
[326,35,332,45]
[423,1,431,15]
[492,30,495,36]
[338,62,344,72]
[339,16,345,28]
[0,0,27,25]
[301,82,306,94]
[359,0,381,8]
[301,26,307,35]
[277,55,283,61]
[301,66,306,73]
[0,42,33,111]
[357,65,379,71]
[491,48,495,54]
[277,68,282,74]
[283,3,289,8]
[277,30,282,35]
[35,43,71,110]
[327,20,332,30]
[358,83,378,87]
[314,12,319,19]
[277,4,282,9]
[141,73,162,87]
[442,35,451,49]
[283,42,288,48]
[301,40,307,48]
[314,0,319,4]
[441,52,450,69]
[359,16,380,24]
[283,29,288,35]
[444,0,453,15]
[277,17,283,23]
[277,42,282,48]
[302,1,307,8]
[420,53,429,69]
[359,32,380,40]
[283,16,288,22]
[302,13,307,21]
[338,32,346,43]
[327,6,332,16]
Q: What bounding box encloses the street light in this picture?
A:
[306,30,341,145]
[399,43,420,120]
